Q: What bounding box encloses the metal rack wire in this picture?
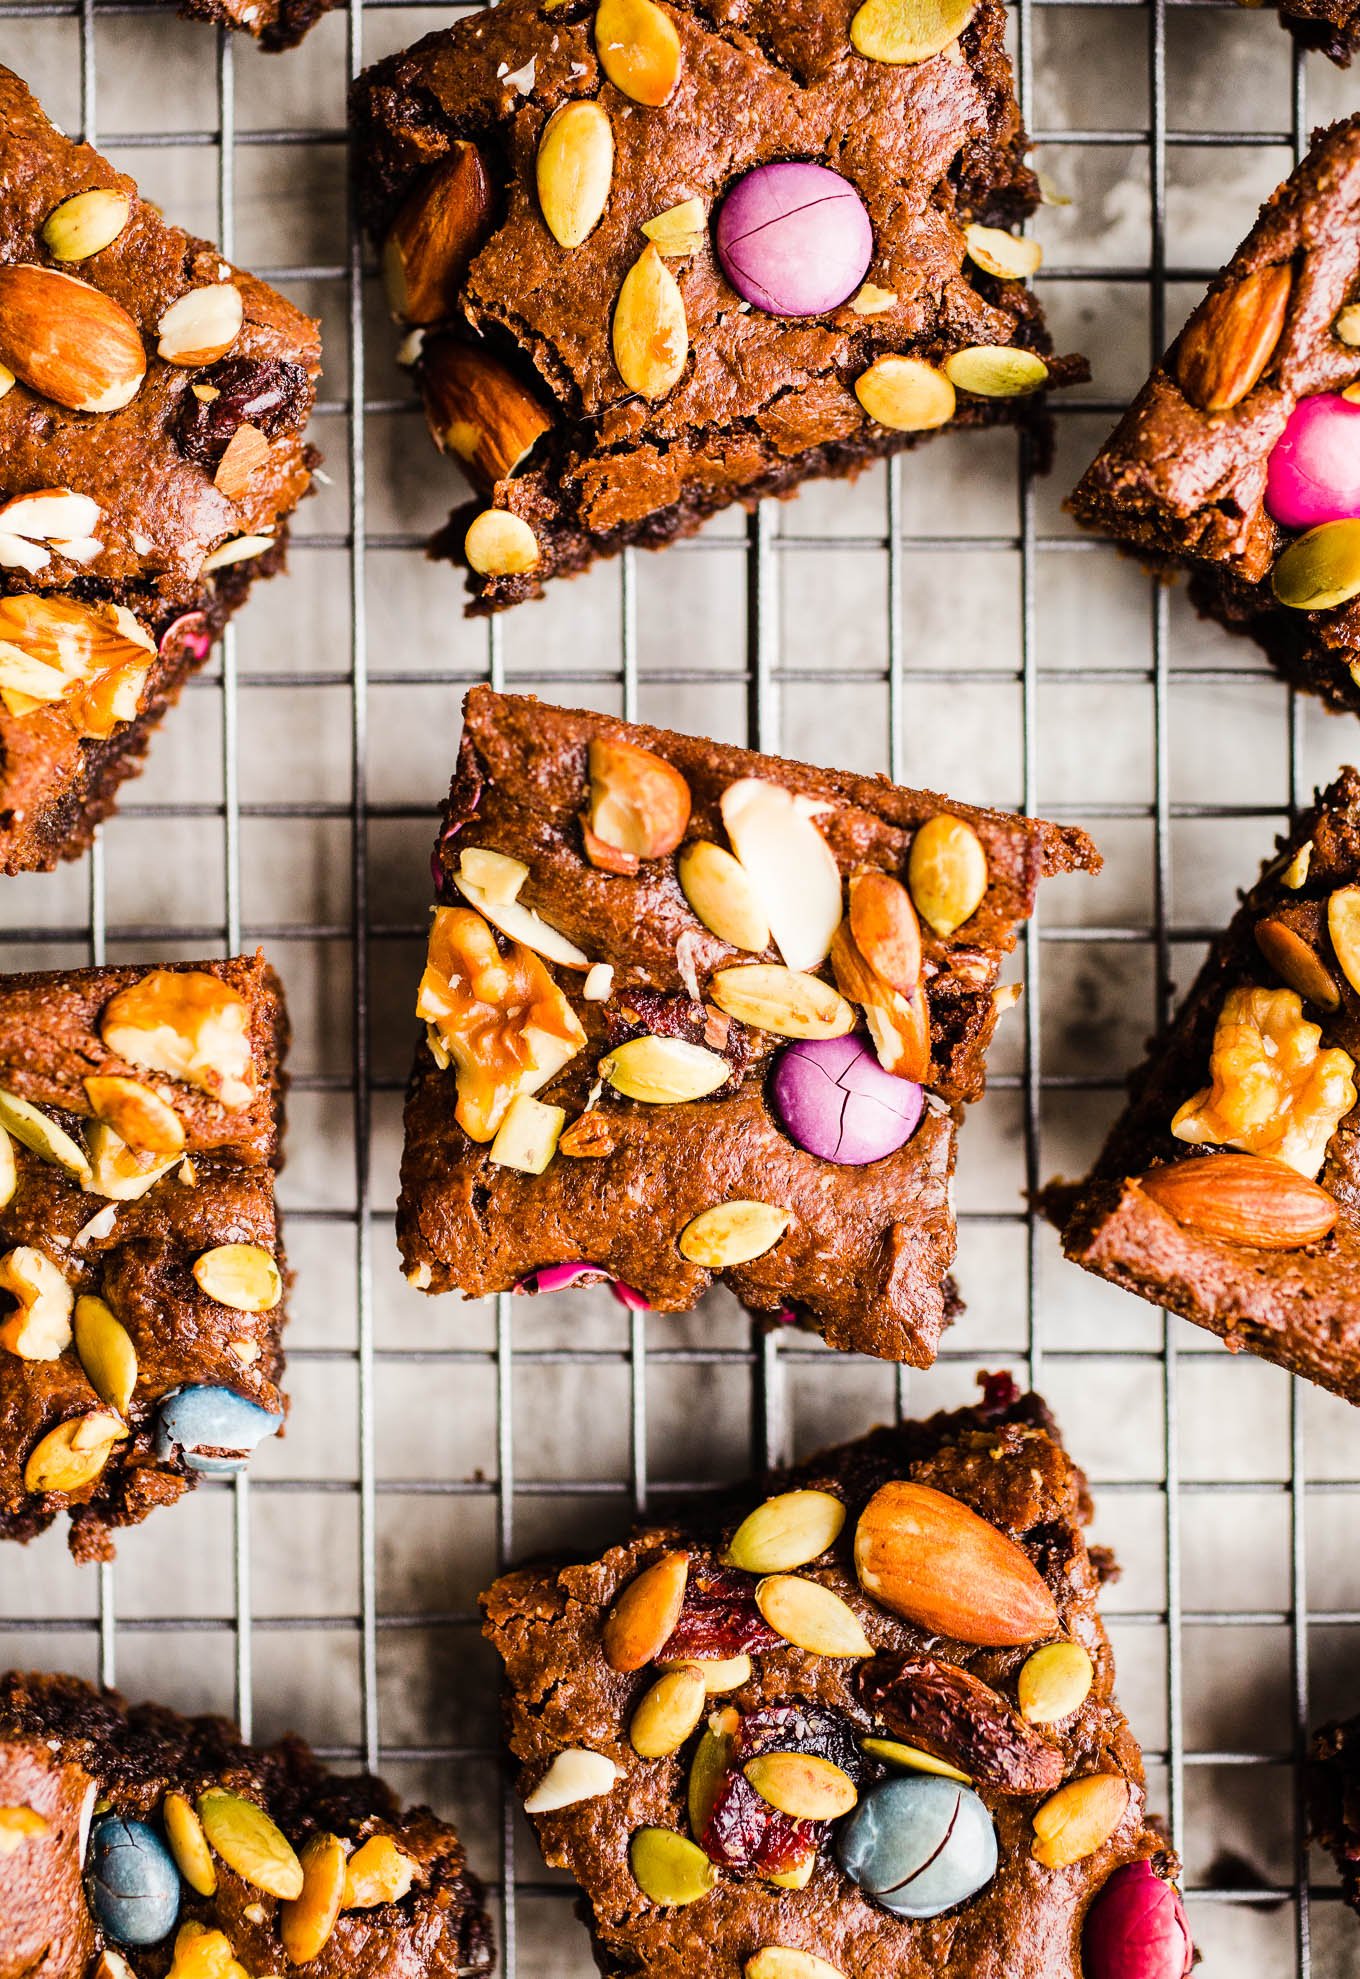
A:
[1,2,1357,1973]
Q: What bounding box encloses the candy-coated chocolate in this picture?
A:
[1082,1860,1194,1979]
[835,1774,998,1918]
[154,1385,283,1474]
[771,1034,922,1164]
[86,1813,181,1946]
[715,162,873,317]
[1265,393,1360,531]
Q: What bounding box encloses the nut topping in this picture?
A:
[87,1122,179,1202]
[586,735,692,866]
[945,346,1048,398]
[100,968,255,1108]
[964,224,1043,282]
[830,921,930,1081]
[643,198,707,257]
[524,1748,619,1813]
[83,1074,186,1155]
[1254,918,1340,1010]
[1170,986,1355,1179]
[213,422,271,500]
[166,1923,247,1979]
[850,0,976,62]
[613,244,688,399]
[452,852,588,966]
[855,355,955,431]
[859,1735,970,1784]
[744,1752,858,1821]
[1031,1774,1129,1868]
[157,285,244,367]
[465,508,541,577]
[280,1832,345,1963]
[678,1200,792,1268]
[595,0,684,105]
[0,489,102,544]
[73,1295,138,1415]
[1175,264,1292,414]
[1328,885,1360,994]
[908,813,988,935]
[416,905,587,1140]
[754,1574,874,1657]
[1018,1640,1095,1725]
[678,840,770,952]
[746,1952,845,1979]
[604,1551,690,1670]
[382,144,493,325]
[631,1665,708,1757]
[163,1792,217,1897]
[41,188,132,262]
[421,340,552,489]
[849,871,922,993]
[197,1788,303,1899]
[1137,1152,1338,1249]
[0,264,146,412]
[342,1834,417,1908]
[725,1489,846,1575]
[0,1126,13,1209]
[192,1244,283,1313]
[559,1110,616,1157]
[629,1826,717,1906]
[537,100,615,249]
[24,1409,126,1494]
[859,1651,1065,1793]
[600,1034,731,1103]
[1272,519,1360,611]
[490,1092,566,1172]
[0,1247,74,1360]
[719,779,843,973]
[854,1481,1059,1645]
[0,1088,91,1183]
[708,964,854,1040]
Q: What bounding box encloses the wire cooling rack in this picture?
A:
[2,3,1360,1974]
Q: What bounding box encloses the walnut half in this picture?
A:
[1171,984,1356,1179]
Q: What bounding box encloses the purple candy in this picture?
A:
[1265,392,1360,531]
[715,161,873,318]
[1082,1862,1193,1979]
[771,1034,922,1165]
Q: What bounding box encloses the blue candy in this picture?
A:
[86,1813,180,1946]
[155,1384,283,1473]
[836,1774,998,1919]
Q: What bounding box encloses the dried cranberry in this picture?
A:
[978,1369,1022,1418]
[659,1562,781,1660]
[702,1767,814,1874]
[175,358,310,467]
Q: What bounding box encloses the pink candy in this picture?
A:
[513,1261,651,1309]
[1082,1862,1193,1979]
[715,161,873,318]
[158,610,212,665]
[1264,392,1360,531]
[771,1034,922,1165]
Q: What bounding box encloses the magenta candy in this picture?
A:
[514,1261,611,1295]
[771,1034,922,1165]
[1265,393,1360,531]
[715,161,873,318]
[158,610,212,665]
[609,1280,652,1311]
[1082,1862,1193,1979]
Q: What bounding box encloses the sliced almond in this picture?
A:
[630,1665,708,1758]
[600,1034,731,1103]
[524,1748,619,1813]
[0,533,49,574]
[587,735,691,863]
[964,224,1043,282]
[848,283,897,315]
[421,339,552,488]
[754,1574,873,1657]
[747,1948,844,1979]
[87,1122,179,1202]
[830,922,930,1080]
[1329,886,1360,994]
[719,779,843,972]
[382,144,493,325]
[678,1200,791,1268]
[744,1752,857,1821]
[595,0,683,105]
[708,964,855,1039]
[855,354,955,431]
[945,345,1049,397]
[465,509,540,577]
[41,189,131,263]
[537,100,615,250]
[213,422,271,501]
[459,847,529,902]
[0,264,145,413]
[1253,918,1340,1010]
[157,284,244,366]
[452,864,588,966]
[83,1073,186,1155]
[0,1088,91,1184]
[613,243,688,399]
[201,533,273,572]
[0,489,102,542]
[642,197,706,257]
[908,813,988,936]
[342,1834,416,1908]
[851,0,976,61]
[192,1243,282,1313]
[678,839,770,951]
[603,1551,689,1670]
[726,1489,846,1575]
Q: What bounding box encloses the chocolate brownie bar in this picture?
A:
[0,953,291,1562]
[1311,1713,1360,1918]
[1049,771,1360,1405]
[0,1669,494,1978]
[171,0,339,48]
[482,1375,1190,1979]
[398,687,1099,1363]
[1070,117,1360,718]
[0,68,321,873]
[351,0,1087,614]
[1253,0,1360,63]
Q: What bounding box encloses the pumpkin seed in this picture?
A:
[908,813,988,935]
[744,1752,857,1821]
[536,100,614,250]
[0,1087,91,1184]
[754,1575,873,1657]
[707,965,855,1040]
[41,189,131,263]
[629,1826,717,1906]
[1328,887,1360,996]
[280,1832,346,1961]
[945,346,1049,397]
[24,1410,126,1494]
[1018,1640,1095,1725]
[630,1665,708,1758]
[1272,519,1360,611]
[850,0,975,61]
[595,0,683,105]
[746,1949,845,1979]
[860,1735,971,1784]
[1031,1773,1129,1868]
[73,1295,138,1416]
[964,224,1043,282]
[613,244,688,398]
[192,1244,282,1313]
[725,1490,846,1575]
[600,1035,730,1104]
[855,355,955,431]
[678,1200,791,1268]
[688,1706,739,1840]
[197,1788,303,1899]
[163,1791,217,1896]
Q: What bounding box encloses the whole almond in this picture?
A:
[0,264,146,412]
[382,144,494,325]
[603,1550,689,1671]
[420,339,552,489]
[537,100,615,250]
[157,284,243,366]
[849,871,922,993]
[1137,1152,1338,1249]
[854,1481,1058,1646]
[613,243,688,400]
[1254,917,1340,1011]
[1175,264,1292,414]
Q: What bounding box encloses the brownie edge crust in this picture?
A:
[482,1377,1187,1979]
[0,1669,494,1979]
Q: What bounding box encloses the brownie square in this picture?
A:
[1311,1712,1360,1919]
[0,1669,494,1977]
[0,67,321,873]
[1049,771,1360,1405]
[171,0,339,47]
[1070,117,1360,718]
[482,1376,1189,1979]
[1259,0,1360,62]
[351,0,1087,614]
[0,952,291,1561]
[398,687,1098,1363]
